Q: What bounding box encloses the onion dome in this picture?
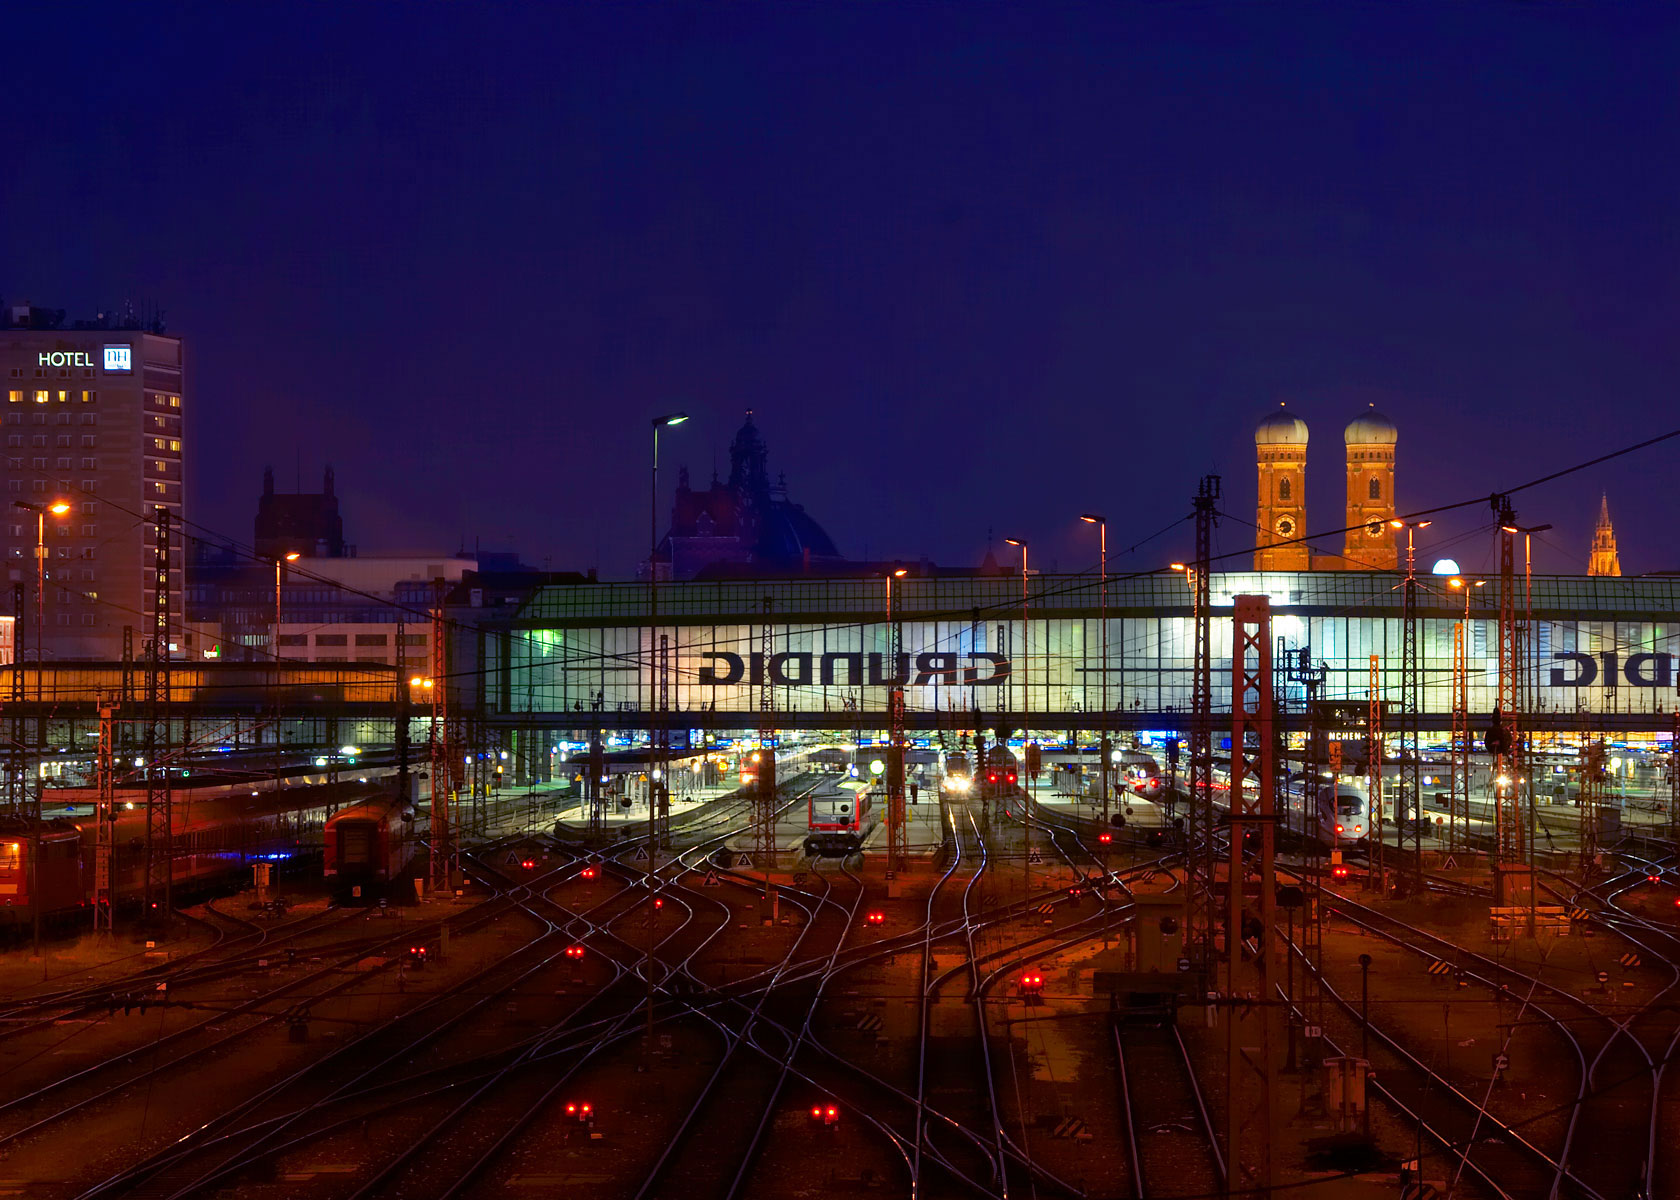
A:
[1255,408,1308,446]
[1344,409,1398,445]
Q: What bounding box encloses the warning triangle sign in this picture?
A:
[1028,849,1044,865]
[504,851,520,864]
[632,845,650,862]
[736,854,754,870]
[703,870,720,887]
[1441,854,1458,870]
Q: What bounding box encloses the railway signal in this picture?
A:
[866,910,886,926]
[564,1102,594,1124]
[581,866,598,880]
[1097,832,1112,846]
[521,858,536,871]
[407,945,428,969]
[809,1104,839,1126]
[1019,969,1045,1000]
[565,944,586,960]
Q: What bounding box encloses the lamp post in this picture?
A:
[271,552,299,793]
[1390,519,1431,893]
[648,412,688,859]
[1004,537,1030,898]
[886,568,907,876]
[1505,522,1551,864]
[1080,514,1108,825]
[13,499,68,961]
[646,411,687,1073]
[1448,576,1486,852]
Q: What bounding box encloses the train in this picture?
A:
[1315,780,1370,847]
[1117,750,1164,800]
[977,747,1021,803]
[323,793,418,901]
[942,752,972,794]
[803,786,875,857]
[0,779,386,928]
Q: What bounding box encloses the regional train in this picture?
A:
[977,747,1021,804]
[804,786,875,857]
[0,779,389,928]
[323,793,418,901]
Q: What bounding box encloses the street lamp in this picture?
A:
[1080,514,1109,824]
[1448,576,1486,852]
[646,411,687,1073]
[11,498,69,961]
[885,568,907,875]
[1004,537,1030,897]
[271,552,300,793]
[648,411,689,859]
[1390,520,1431,890]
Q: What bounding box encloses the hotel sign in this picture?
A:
[34,346,133,372]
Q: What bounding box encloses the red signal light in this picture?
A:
[521,859,535,870]
[810,1105,822,1119]
[1098,833,1112,845]
[1650,873,1663,885]
[566,944,585,959]
[866,911,885,926]
[565,1101,592,1122]
[581,866,597,879]
[654,897,664,910]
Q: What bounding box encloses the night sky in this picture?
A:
[5,4,1676,579]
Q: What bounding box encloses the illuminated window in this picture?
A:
[33,390,47,404]
[55,391,68,404]
[1368,476,1381,500]
[152,482,166,494]
[81,390,95,402]
[6,390,19,404]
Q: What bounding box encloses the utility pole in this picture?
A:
[886,571,908,885]
[1186,475,1221,962]
[754,597,778,874]
[1491,497,1530,906]
[1227,596,1278,1195]
[1004,539,1031,899]
[1579,738,1606,878]
[428,579,452,896]
[94,703,115,932]
[1369,655,1383,893]
[1395,520,1429,893]
[1081,514,1109,824]
[143,507,173,927]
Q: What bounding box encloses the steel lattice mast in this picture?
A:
[94,702,116,931]
[1400,530,1423,891]
[1227,595,1278,1194]
[143,506,172,923]
[754,596,777,873]
[1491,496,1527,904]
[1368,655,1383,890]
[1186,475,1220,960]
[1451,621,1469,853]
[428,580,453,895]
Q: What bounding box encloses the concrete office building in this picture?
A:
[0,303,184,661]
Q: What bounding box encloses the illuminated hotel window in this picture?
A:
[33,390,47,404]
[56,391,68,403]
[81,390,95,403]
[6,390,19,404]
[152,482,166,495]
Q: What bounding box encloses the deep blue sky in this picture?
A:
[5,3,1676,578]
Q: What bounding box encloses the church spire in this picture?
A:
[1589,493,1622,577]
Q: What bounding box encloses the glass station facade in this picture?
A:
[479,572,1680,735]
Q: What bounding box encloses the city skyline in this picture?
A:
[5,5,1676,581]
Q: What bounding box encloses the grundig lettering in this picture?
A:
[36,351,98,368]
[697,651,1010,687]
[1549,652,1674,688]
